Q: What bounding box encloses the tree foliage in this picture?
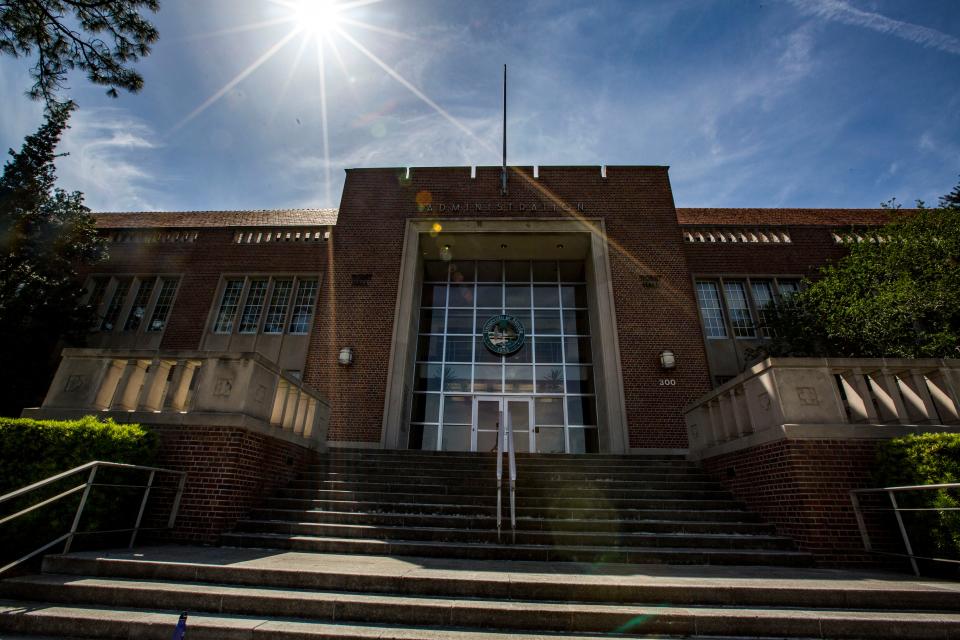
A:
[0,0,159,106]
[756,186,960,360]
[0,102,106,415]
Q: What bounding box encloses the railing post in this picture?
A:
[129,470,155,548]
[139,359,173,412]
[64,465,98,554]
[897,371,938,423]
[870,369,909,424]
[888,490,920,576]
[168,472,188,529]
[93,360,126,410]
[927,367,960,425]
[167,360,199,412]
[849,491,872,552]
[114,359,150,411]
[496,409,504,542]
[838,369,878,423]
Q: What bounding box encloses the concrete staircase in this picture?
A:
[224,449,813,566]
[2,449,960,638]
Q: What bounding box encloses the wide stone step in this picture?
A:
[233,519,797,550]
[271,488,740,506]
[221,532,814,566]
[39,549,960,611]
[305,469,714,484]
[293,478,726,493]
[5,575,959,639]
[313,461,702,475]
[326,449,687,462]
[259,497,759,520]
[248,508,777,534]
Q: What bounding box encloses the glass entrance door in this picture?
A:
[473,396,533,453]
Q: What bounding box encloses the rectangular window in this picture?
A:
[87,277,110,328]
[778,279,800,297]
[750,280,774,335]
[238,279,268,334]
[123,278,156,332]
[100,278,131,332]
[695,281,727,338]
[723,281,756,338]
[147,277,179,332]
[263,279,293,334]
[288,279,319,334]
[213,279,244,334]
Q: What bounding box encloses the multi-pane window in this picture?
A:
[723,281,755,338]
[288,279,319,334]
[410,260,596,454]
[750,280,774,335]
[212,276,318,336]
[695,282,727,338]
[263,280,293,334]
[100,279,132,332]
[213,279,244,334]
[86,277,110,328]
[779,279,800,296]
[147,278,180,332]
[123,278,156,332]
[238,279,269,334]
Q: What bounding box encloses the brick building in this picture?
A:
[43,165,892,454]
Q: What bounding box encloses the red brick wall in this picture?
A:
[682,227,851,277]
[702,438,902,566]
[80,228,329,351]
[305,166,712,448]
[147,424,321,543]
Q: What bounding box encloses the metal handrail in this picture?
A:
[495,407,517,543]
[850,482,960,576]
[0,460,187,575]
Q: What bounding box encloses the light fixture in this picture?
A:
[338,347,354,366]
[659,350,676,370]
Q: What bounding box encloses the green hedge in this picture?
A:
[0,416,158,566]
[874,433,960,562]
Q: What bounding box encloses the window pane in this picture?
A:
[448,261,475,283]
[565,366,594,394]
[263,280,293,334]
[475,308,500,333]
[123,278,155,332]
[409,424,439,451]
[441,425,471,451]
[100,278,131,332]
[504,308,531,333]
[560,284,588,308]
[533,285,560,307]
[410,393,441,423]
[443,365,471,391]
[504,284,530,307]
[567,395,597,425]
[751,280,774,332]
[564,337,592,364]
[288,279,319,334]
[723,281,756,338]
[534,397,564,426]
[448,284,474,307]
[695,281,727,338]
[414,364,442,391]
[534,309,562,335]
[146,278,179,333]
[562,310,590,335]
[569,428,599,454]
[535,427,565,454]
[476,261,502,282]
[504,365,533,393]
[475,337,502,363]
[473,364,502,393]
[504,338,532,363]
[87,277,110,329]
[446,309,474,334]
[445,336,473,362]
[420,308,445,333]
[214,279,244,334]
[779,279,800,296]
[559,261,586,281]
[476,284,502,307]
[421,282,446,307]
[535,365,564,393]
[416,335,444,362]
[442,395,472,423]
[504,260,529,281]
[238,279,268,334]
[423,261,448,282]
[532,261,558,282]
[534,337,563,363]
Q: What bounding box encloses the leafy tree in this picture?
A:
[0,101,106,415]
[941,174,960,210]
[0,0,159,106]
[755,183,960,360]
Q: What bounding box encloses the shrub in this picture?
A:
[0,416,157,567]
[873,433,960,563]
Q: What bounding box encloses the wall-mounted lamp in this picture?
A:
[338,347,354,366]
[659,350,676,370]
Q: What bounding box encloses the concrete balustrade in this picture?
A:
[685,357,960,459]
[24,348,330,449]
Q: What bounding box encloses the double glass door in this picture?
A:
[473,396,533,453]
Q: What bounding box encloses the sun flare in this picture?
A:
[291,0,342,37]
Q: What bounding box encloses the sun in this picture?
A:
[290,0,343,37]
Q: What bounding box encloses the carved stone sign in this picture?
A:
[797,387,820,406]
[214,377,233,397]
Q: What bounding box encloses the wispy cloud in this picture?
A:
[790,0,960,56]
[56,108,166,212]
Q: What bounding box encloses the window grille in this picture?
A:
[288,279,318,334]
[238,279,269,334]
[263,280,293,334]
[147,278,180,332]
[695,281,727,338]
[213,279,244,334]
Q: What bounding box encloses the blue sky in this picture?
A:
[1,0,959,212]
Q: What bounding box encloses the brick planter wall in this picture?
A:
[701,438,904,567]
[146,424,321,543]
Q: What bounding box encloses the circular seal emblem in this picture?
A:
[482,314,525,355]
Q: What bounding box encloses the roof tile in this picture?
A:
[94,209,338,229]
